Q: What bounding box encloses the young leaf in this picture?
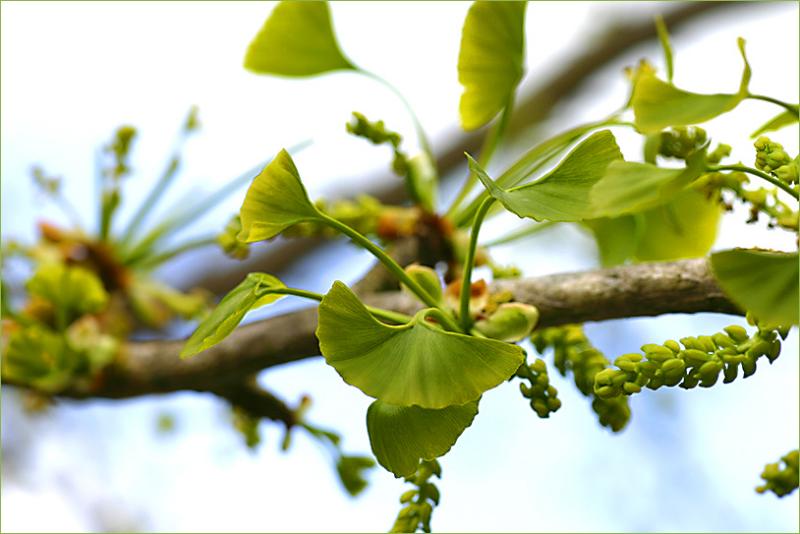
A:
[632,38,751,133]
[634,189,722,261]
[590,149,707,217]
[317,281,524,409]
[26,263,108,323]
[751,110,799,138]
[367,400,478,478]
[471,130,623,222]
[711,249,799,326]
[181,273,286,358]
[244,1,355,76]
[238,149,321,242]
[458,1,526,130]
[583,215,639,267]
[654,15,674,83]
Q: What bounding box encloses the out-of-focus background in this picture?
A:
[1,1,798,532]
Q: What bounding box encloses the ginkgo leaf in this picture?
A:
[317,281,524,409]
[458,1,526,130]
[750,110,799,138]
[634,189,722,261]
[244,1,355,77]
[472,130,623,222]
[590,149,707,218]
[26,263,108,322]
[583,215,639,267]
[238,149,321,243]
[367,400,479,478]
[631,38,751,133]
[711,249,798,326]
[181,273,286,358]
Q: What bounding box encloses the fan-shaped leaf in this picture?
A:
[238,149,321,243]
[751,110,799,138]
[711,249,798,326]
[634,189,722,261]
[367,400,479,478]
[472,130,623,222]
[244,1,355,77]
[632,38,751,133]
[317,281,524,408]
[590,149,707,218]
[181,273,286,358]
[458,1,526,130]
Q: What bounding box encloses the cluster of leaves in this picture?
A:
[177,2,800,529]
[0,116,247,393]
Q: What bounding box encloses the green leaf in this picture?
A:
[238,149,321,242]
[584,215,639,267]
[654,15,674,83]
[632,38,751,133]
[634,189,722,261]
[711,249,799,326]
[751,110,799,138]
[335,455,375,496]
[181,273,286,358]
[458,1,526,130]
[26,263,108,323]
[590,149,707,217]
[244,1,355,77]
[472,130,623,222]
[317,281,524,408]
[367,400,478,478]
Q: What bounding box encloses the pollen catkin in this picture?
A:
[391,460,441,533]
[658,126,707,159]
[531,325,631,432]
[593,317,788,400]
[516,358,561,418]
[754,136,792,174]
[756,450,799,497]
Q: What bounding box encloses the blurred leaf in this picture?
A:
[317,281,524,408]
[590,149,707,218]
[458,1,526,130]
[583,216,638,267]
[2,325,73,392]
[472,130,622,221]
[711,249,798,326]
[751,110,799,138]
[634,189,722,261]
[367,400,478,478]
[632,38,751,133]
[336,455,376,496]
[244,1,355,76]
[238,149,321,242]
[654,15,673,83]
[26,263,108,324]
[181,273,286,358]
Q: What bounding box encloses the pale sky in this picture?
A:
[1,2,798,532]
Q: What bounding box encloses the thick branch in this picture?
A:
[53,257,739,400]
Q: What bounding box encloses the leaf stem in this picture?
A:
[120,154,182,245]
[318,213,460,331]
[707,164,799,200]
[747,94,800,116]
[460,197,495,331]
[135,235,218,269]
[360,70,437,172]
[446,96,514,217]
[481,221,557,248]
[268,287,411,325]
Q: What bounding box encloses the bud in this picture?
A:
[724,325,749,342]
[474,303,539,342]
[403,264,442,304]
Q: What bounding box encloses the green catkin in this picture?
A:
[531,325,631,432]
[391,460,442,534]
[593,317,788,399]
[516,358,562,418]
[756,450,799,497]
[754,136,793,174]
[658,126,707,159]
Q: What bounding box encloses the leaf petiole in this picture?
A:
[746,94,800,117]
[459,196,495,331]
[707,164,799,200]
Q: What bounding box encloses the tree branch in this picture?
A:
[31,257,739,401]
